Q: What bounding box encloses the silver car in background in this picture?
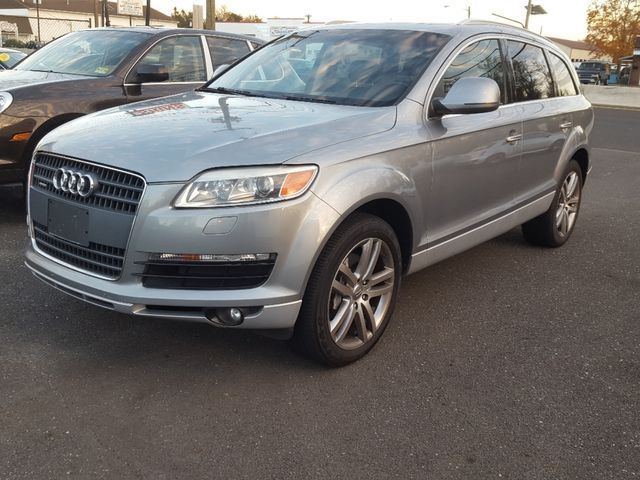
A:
[25,22,593,366]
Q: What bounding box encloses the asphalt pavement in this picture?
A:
[1,107,639,479]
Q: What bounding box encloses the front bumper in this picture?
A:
[25,182,340,329]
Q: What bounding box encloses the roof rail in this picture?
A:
[456,19,520,28]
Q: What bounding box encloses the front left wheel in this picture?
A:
[291,213,402,367]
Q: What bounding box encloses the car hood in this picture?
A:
[39,90,397,183]
[0,69,89,91]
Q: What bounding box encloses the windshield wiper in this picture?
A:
[200,86,254,96]
[268,94,339,104]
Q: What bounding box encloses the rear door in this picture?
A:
[425,38,522,244]
[124,35,208,102]
[506,41,577,204]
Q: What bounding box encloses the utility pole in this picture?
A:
[93,0,99,28]
[467,5,471,18]
[145,0,151,26]
[524,0,532,29]
[205,0,215,30]
[35,0,41,43]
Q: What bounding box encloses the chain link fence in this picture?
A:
[1,16,90,48]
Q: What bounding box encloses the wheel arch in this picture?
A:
[572,147,589,185]
[23,113,86,163]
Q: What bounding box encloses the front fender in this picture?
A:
[311,162,426,251]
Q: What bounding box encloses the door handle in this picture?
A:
[560,121,573,130]
[506,132,522,144]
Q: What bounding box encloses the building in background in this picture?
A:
[215,17,325,40]
[0,0,176,44]
[548,36,612,63]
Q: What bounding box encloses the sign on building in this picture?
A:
[117,0,143,17]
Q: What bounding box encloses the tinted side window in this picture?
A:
[435,39,506,103]
[207,37,250,71]
[508,41,553,101]
[549,53,578,96]
[136,36,206,82]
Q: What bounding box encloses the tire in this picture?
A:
[291,213,402,367]
[522,159,583,248]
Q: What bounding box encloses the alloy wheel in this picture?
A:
[555,171,581,238]
[327,238,395,350]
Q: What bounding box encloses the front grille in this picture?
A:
[136,258,277,290]
[31,153,145,215]
[34,222,125,279]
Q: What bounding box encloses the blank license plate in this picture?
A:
[47,199,90,247]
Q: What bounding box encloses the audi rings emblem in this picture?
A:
[52,168,99,198]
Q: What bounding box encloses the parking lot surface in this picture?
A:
[1,107,639,479]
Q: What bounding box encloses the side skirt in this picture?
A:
[407,192,555,274]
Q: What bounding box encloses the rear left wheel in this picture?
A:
[522,159,583,247]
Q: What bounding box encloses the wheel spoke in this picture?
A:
[368,283,393,298]
[332,279,352,299]
[330,300,355,342]
[355,308,368,343]
[555,210,562,227]
[338,262,358,287]
[565,173,578,199]
[559,209,569,234]
[354,239,374,279]
[361,300,376,333]
[361,239,382,281]
[368,267,393,287]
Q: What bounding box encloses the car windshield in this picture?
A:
[203,29,450,107]
[0,50,26,68]
[578,63,604,70]
[15,30,150,77]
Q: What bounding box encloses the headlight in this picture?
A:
[0,92,13,114]
[173,165,318,208]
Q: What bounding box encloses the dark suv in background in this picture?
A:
[576,61,610,85]
[0,27,262,187]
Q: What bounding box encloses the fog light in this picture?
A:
[229,308,243,323]
[206,307,244,326]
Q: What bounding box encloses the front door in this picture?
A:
[425,38,522,246]
[124,35,208,102]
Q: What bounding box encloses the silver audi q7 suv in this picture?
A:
[25,22,593,366]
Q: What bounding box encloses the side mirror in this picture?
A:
[134,63,169,83]
[432,77,500,116]
[213,64,230,77]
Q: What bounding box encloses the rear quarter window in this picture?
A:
[548,52,578,96]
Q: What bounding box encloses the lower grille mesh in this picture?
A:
[33,222,125,279]
[136,258,277,290]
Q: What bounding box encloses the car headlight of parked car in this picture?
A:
[173,165,318,208]
[0,92,13,114]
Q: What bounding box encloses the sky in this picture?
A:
[152,0,593,41]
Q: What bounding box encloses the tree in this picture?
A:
[171,7,192,28]
[215,5,262,23]
[586,0,640,64]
